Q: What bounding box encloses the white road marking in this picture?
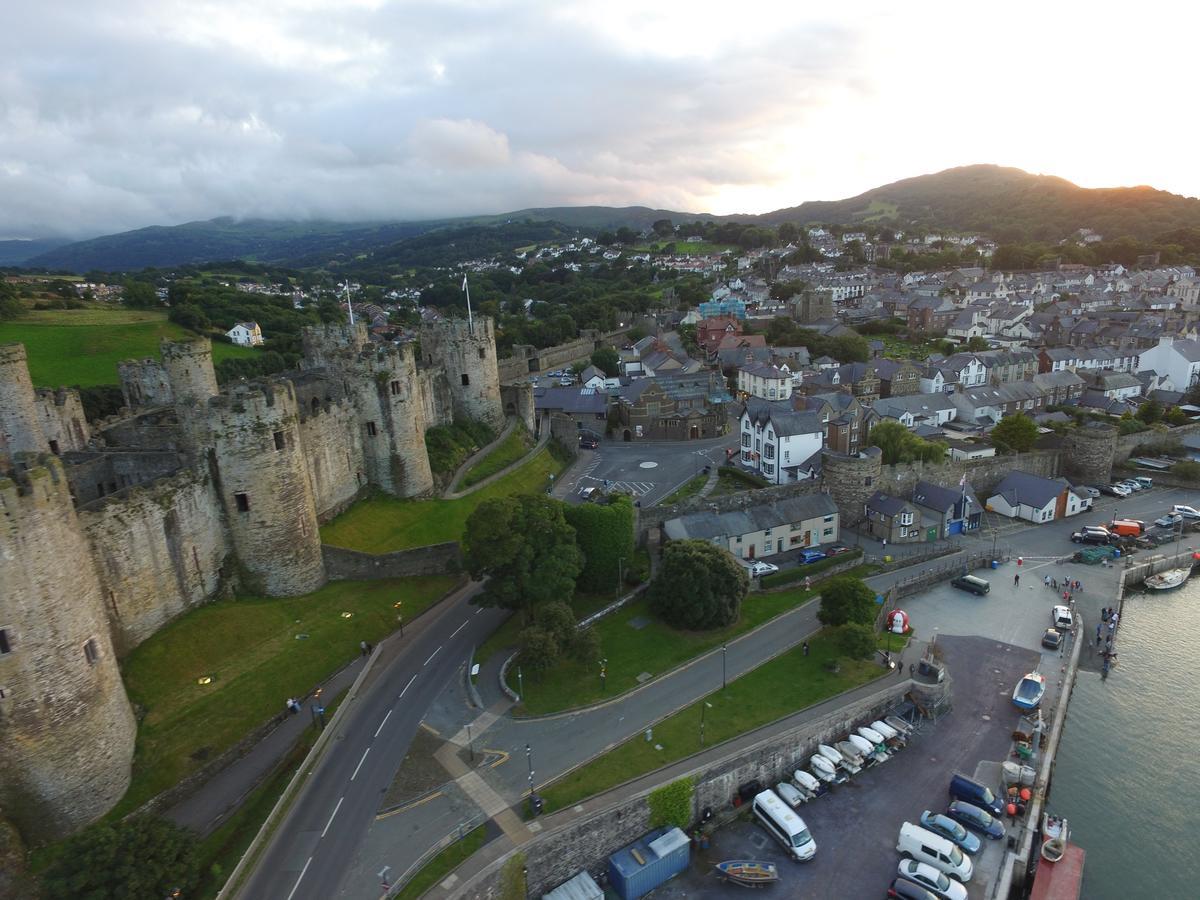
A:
[286,856,313,900]
[399,674,417,699]
[450,620,468,638]
[351,748,370,781]
[424,646,442,666]
[321,797,344,838]
[475,608,483,615]
[374,709,392,738]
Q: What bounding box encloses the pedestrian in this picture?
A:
[1014,573,1020,587]
[360,640,369,657]
[802,641,810,657]
[1108,619,1115,634]
[1101,607,1109,622]
[909,662,915,676]
[1096,624,1102,646]
[1044,574,1051,587]
[1111,611,1119,628]
[1052,577,1058,591]
[286,697,298,715]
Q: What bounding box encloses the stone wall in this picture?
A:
[420,317,504,430]
[868,448,1060,500]
[496,327,629,384]
[0,343,47,455]
[97,407,188,452]
[64,450,184,506]
[454,678,946,899]
[500,382,536,433]
[1114,420,1200,461]
[78,465,232,654]
[118,357,172,410]
[298,397,366,518]
[35,387,90,452]
[1061,423,1117,484]
[322,542,462,580]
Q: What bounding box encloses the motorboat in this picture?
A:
[1145,567,1191,591]
[834,740,866,769]
[715,860,779,886]
[818,743,860,775]
[884,715,914,738]
[871,719,906,749]
[847,732,888,764]
[1012,671,1047,711]
[776,780,807,808]
[857,724,888,750]
[1040,814,1070,863]
[793,768,822,797]
[809,753,842,784]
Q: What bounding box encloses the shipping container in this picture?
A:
[542,870,604,900]
[607,826,690,900]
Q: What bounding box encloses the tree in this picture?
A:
[1136,399,1163,424]
[652,218,675,238]
[0,280,23,320]
[834,623,877,659]
[964,335,990,352]
[463,495,583,623]
[122,279,159,308]
[564,495,635,593]
[648,540,748,630]
[870,420,946,465]
[590,346,621,377]
[42,817,200,900]
[817,576,876,628]
[991,412,1038,453]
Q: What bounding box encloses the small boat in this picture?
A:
[884,715,914,737]
[834,740,866,769]
[715,860,779,886]
[809,754,840,783]
[1012,671,1047,711]
[871,720,906,749]
[1040,814,1069,863]
[1145,567,1191,591]
[776,780,807,808]
[793,769,822,796]
[856,725,887,750]
[818,743,860,775]
[848,731,889,763]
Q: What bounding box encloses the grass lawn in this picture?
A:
[0,309,256,387]
[116,576,457,814]
[538,629,885,814]
[707,469,758,499]
[459,427,534,489]
[393,826,487,900]
[660,473,707,505]
[320,446,567,553]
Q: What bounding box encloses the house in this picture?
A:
[864,492,927,543]
[873,358,922,397]
[950,386,1006,426]
[662,493,840,560]
[978,349,1039,384]
[697,316,743,355]
[737,363,793,401]
[615,371,729,441]
[985,472,1089,523]
[799,392,873,455]
[226,321,264,347]
[944,439,996,461]
[1087,371,1143,401]
[1031,370,1086,405]
[912,479,982,536]
[715,333,768,368]
[1135,335,1200,391]
[739,399,824,484]
[872,393,958,428]
[940,353,990,388]
[804,363,880,403]
[791,288,835,324]
[533,386,609,430]
[906,295,959,333]
[579,365,608,390]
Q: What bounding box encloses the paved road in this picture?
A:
[236,587,506,900]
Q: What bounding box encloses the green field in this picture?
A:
[320,446,567,553]
[459,427,534,489]
[538,629,884,814]
[116,576,457,813]
[0,309,256,387]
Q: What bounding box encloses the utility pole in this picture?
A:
[722,643,728,690]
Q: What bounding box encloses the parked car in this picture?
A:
[1052,605,1073,630]
[798,548,827,564]
[579,487,600,501]
[1119,480,1143,492]
[948,773,1004,818]
[1107,484,1131,497]
[946,801,1006,839]
[895,861,968,900]
[825,543,852,556]
[1041,628,1063,650]
[919,811,982,855]
[1172,504,1200,520]
[950,574,990,595]
[1098,484,1123,497]
[1133,476,1153,489]
[1071,530,1113,545]
[1077,485,1101,498]
[888,878,941,900]
[742,560,779,578]
[1155,513,1184,528]
[895,823,973,881]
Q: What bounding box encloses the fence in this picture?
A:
[384,811,487,898]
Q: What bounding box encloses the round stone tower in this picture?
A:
[821,446,883,526]
[420,316,504,429]
[0,454,137,843]
[352,343,434,497]
[0,343,48,456]
[1062,423,1118,485]
[161,337,219,407]
[206,381,326,596]
[301,321,368,370]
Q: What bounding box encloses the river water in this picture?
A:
[1048,578,1200,898]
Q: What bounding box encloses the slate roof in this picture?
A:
[663,493,838,542]
[534,387,608,415]
[912,479,979,515]
[988,471,1070,509]
[865,490,912,517]
[743,398,824,437]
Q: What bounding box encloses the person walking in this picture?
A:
[1096,623,1102,646]
[1014,573,1020,587]
[1044,574,1051,587]
[802,641,810,657]
[360,640,369,657]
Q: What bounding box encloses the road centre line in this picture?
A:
[450,620,468,638]
[399,674,417,699]
[374,709,392,738]
[321,797,344,838]
[424,646,442,666]
[286,856,313,900]
[351,748,370,781]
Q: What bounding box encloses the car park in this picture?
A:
[1133,476,1153,489]
[946,800,1006,839]
[1052,605,1073,630]
[1155,513,1184,528]
[895,861,968,900]
[895,823,973,881]
[918,811,982,856]
[1098,484,1124,497]
[1172,504,1200,519]
[1109,519,1144,537]
[888,878,941,900]
[948,773,1004,818]
[1108,483,1131,497]
[751,789,816,861]
[949,574,990,595]
[1041,628,1063,650]
[798,548,827,564]
[1119,480,1143,492]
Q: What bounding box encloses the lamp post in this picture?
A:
[517,667,524,703]
[699,701,713,746]
[394,600,404,637]
[600,657,608,692]
[721,643,728,690]
[525,743,536,814]
[617,557,626,598]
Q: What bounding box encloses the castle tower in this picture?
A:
[420,317,504,429]
[1062,423,1118,484]
[352,344,434,497]
[161,338,219,407]
[821,446,883,526]
[0,343,48,456]
[301,321,368,370]
[205,381,326,596]
[0,455,137,842]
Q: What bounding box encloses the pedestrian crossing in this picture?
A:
[578,478,655,497]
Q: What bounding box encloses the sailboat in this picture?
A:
[1144,524,1196,591]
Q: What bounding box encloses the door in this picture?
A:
[748,545,756,559]
[948,520,963,535]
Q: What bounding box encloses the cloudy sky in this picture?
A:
[3,0,1197,238]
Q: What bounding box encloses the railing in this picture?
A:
[383,812,487,899]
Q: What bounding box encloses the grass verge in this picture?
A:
[117,576,457,814]
[538,629,885,814]
[660,474,707,506]
[460,427,534,489]
[320,446,568,553]
[393,826,487,900]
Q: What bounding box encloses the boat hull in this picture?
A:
[1145,568,1191,591]
[1012,674,1046,710]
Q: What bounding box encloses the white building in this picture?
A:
[663,493,840,560]
[986,472,1089,523]
[1136,336,1200,392]
[739,401,824,484]
[226,321,264,347]
[737,363,793,401]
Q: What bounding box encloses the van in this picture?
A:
[950,574,990,595]
[1109,519,1143,537]
[896,823,974,882]
[751,790,816,861]
[1133,476,1153,489]
[948,773,1004,818]
[579,487,599,501]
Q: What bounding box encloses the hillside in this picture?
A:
[463,205,722,230]
[757,164,1200,242]
[0,238,71,266]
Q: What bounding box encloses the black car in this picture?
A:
[1070,530,1112,545]
[1041,628,1063,650]
[826,543,852,556]
[950,574,990,595]
[578,436,598,449]
[888,878,939,900]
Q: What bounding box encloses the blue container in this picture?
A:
[607,826,690,900]
[991,560,999,569]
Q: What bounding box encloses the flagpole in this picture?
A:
[462,274,474,334]
[344,282,355,326]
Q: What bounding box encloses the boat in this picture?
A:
[847,732,888,764]
[1012,671,1047,711]
[834,740,866,769]
[818,743,860,775]
[792,769,822,797]
[809,754,840,783]
[715,860,779,886]
[1040,814,1069,862]
[1145,567,1191,591]
[884,715,914,738]
[856,725,887,751]
[871,719,906,749]
[775,780,807,808]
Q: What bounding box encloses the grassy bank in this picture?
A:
[117,576,457,813]
[460,427,534,489]
[538,629,885,814]
[393,826,488,900]
[660,473,707,505]
[320,446,567,553]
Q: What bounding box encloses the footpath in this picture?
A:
[443,418,550,500]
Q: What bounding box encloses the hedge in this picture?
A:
[759,548,863,589]
[718,465,770,489]
[564,495,635,593]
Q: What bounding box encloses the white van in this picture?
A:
[752,790,816,861]
[896,822,973,881]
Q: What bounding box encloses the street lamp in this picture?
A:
[722,643,728,690]
[517,667,524,702]
[394,600,404,637]
[600,657,608,692]
[699,701,714,746]
[525,743,537,815]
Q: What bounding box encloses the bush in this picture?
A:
[834,623,877,659]
[648,540,749,630]
[758,549,862,588]
[817,576,876,628]
[564,495,635,592]
[1172,460,1200,483]
[41,817,200,900]
[648,776,695,829]
[717,465,770,488]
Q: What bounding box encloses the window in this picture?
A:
[234,492,250,513]
[461,373,471,386]
[899,527,907,537]
[273,430,285,450]
[900,512,914,526]
[390,380,402,395]
[784,450,790,462]
[83,638,99,666]
[763,463,774,475]
[49,439,60,455]
[742,433,751,447]
[823,527,834,536]
[478,347,486,359]
[0,628,11,655]
[764,444,775,460]
[366,421,377,437]
[764,540,773,553]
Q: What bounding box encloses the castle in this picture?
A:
[0,317,521,843]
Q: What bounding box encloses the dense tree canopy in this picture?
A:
[0,279,22,320]
[648,540,749,630]
[41,817,200,900]
[817,576,877,629]
[590,346,621,377]
[990,413,1038,453]
[870,420,946,464]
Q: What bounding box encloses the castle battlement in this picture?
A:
[207,379,298,418]
[0,453,72,509]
